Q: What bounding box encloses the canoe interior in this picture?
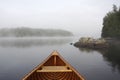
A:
[22,51,84,80]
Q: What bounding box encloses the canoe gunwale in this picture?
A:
[22,51,85,80]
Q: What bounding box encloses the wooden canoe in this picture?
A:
[22,51,85,80]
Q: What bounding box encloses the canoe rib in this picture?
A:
[22,51,85,80]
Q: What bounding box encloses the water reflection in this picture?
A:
[78,47,94,53]
[77,44,120,73]
[78,47,107,54]
[0,37,72,48]
[102,44,120,72]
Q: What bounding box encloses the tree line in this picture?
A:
[0,27,73,37]
[102,5,120,39]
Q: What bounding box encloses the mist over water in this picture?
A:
[1,0,119,38]
[0,37,120,80]
[0,37,72,48]
[0,0,120,79]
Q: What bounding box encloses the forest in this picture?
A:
[102,5,120,38]
[0,27,73,37]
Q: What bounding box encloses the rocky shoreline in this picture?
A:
[74,37,109,49]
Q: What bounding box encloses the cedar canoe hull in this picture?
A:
[22,51,84,80]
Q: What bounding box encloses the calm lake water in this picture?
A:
[0,37,120,80]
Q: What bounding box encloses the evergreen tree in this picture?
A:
[102,5,120,39]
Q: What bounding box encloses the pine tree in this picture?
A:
[102,5,120,39]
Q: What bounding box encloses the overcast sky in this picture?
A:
[0,0,120,37]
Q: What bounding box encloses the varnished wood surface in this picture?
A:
[37,66,72,72]
[22,51,85,80]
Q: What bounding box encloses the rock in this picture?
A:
[74,37,109,49]
[70,43,73,45]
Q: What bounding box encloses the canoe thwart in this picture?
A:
[22,51,85,80]
[36,66,72,72]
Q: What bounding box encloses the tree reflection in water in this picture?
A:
[77,44,120,73]
[103,44,120,72]
[0,37,72,48]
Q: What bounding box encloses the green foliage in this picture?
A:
[0,27,73,37]
[102,5,120,38]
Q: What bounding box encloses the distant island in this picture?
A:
[0,27,73,37]
[102,5,120,39]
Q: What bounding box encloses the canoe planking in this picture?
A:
[22,51,85,80]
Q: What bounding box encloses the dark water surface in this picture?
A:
[0,37,120,80]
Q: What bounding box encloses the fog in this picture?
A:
[0,0,120,37]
